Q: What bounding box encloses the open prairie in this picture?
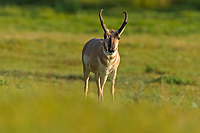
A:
[1,5,200,133]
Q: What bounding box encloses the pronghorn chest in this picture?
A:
[96,51,120,75]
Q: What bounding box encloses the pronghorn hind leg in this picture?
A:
[100,75,108,101]
[95,73,102,101]
[83,66,90,98]
[110,70,117,101]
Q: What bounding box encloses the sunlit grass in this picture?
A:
[1,31,200,132]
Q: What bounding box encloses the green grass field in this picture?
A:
[1,6,200,133]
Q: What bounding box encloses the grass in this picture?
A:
[0,5,200,133]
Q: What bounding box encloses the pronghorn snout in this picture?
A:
[108,49,115,54]
[107,37,116,54]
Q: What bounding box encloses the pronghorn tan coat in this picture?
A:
[82,9,128,101]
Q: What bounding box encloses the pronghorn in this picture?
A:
[82,9,128,101]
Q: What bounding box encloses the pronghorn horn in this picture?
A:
[117,12,128,34]
[99,9,109,34]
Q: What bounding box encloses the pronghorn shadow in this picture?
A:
[0,70,113,82]
[0,70,85,81]
[0,70,165,85]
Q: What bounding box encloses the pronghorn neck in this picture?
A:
[96,42,118,68]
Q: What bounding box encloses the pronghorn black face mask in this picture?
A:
[103,30,120,54]
[99,9,128,54]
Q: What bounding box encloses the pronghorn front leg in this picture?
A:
[100,75,108,101]
[110,70,117,101]
[95,73,102,101]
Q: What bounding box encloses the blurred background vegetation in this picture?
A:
[0,0,200,35]
[0,0,200,13]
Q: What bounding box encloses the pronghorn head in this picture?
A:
[99,9,128,55]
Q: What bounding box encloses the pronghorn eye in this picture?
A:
[118,37,120,40]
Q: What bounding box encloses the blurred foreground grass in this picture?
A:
[1,85,200,133]
[1,6,200,133]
